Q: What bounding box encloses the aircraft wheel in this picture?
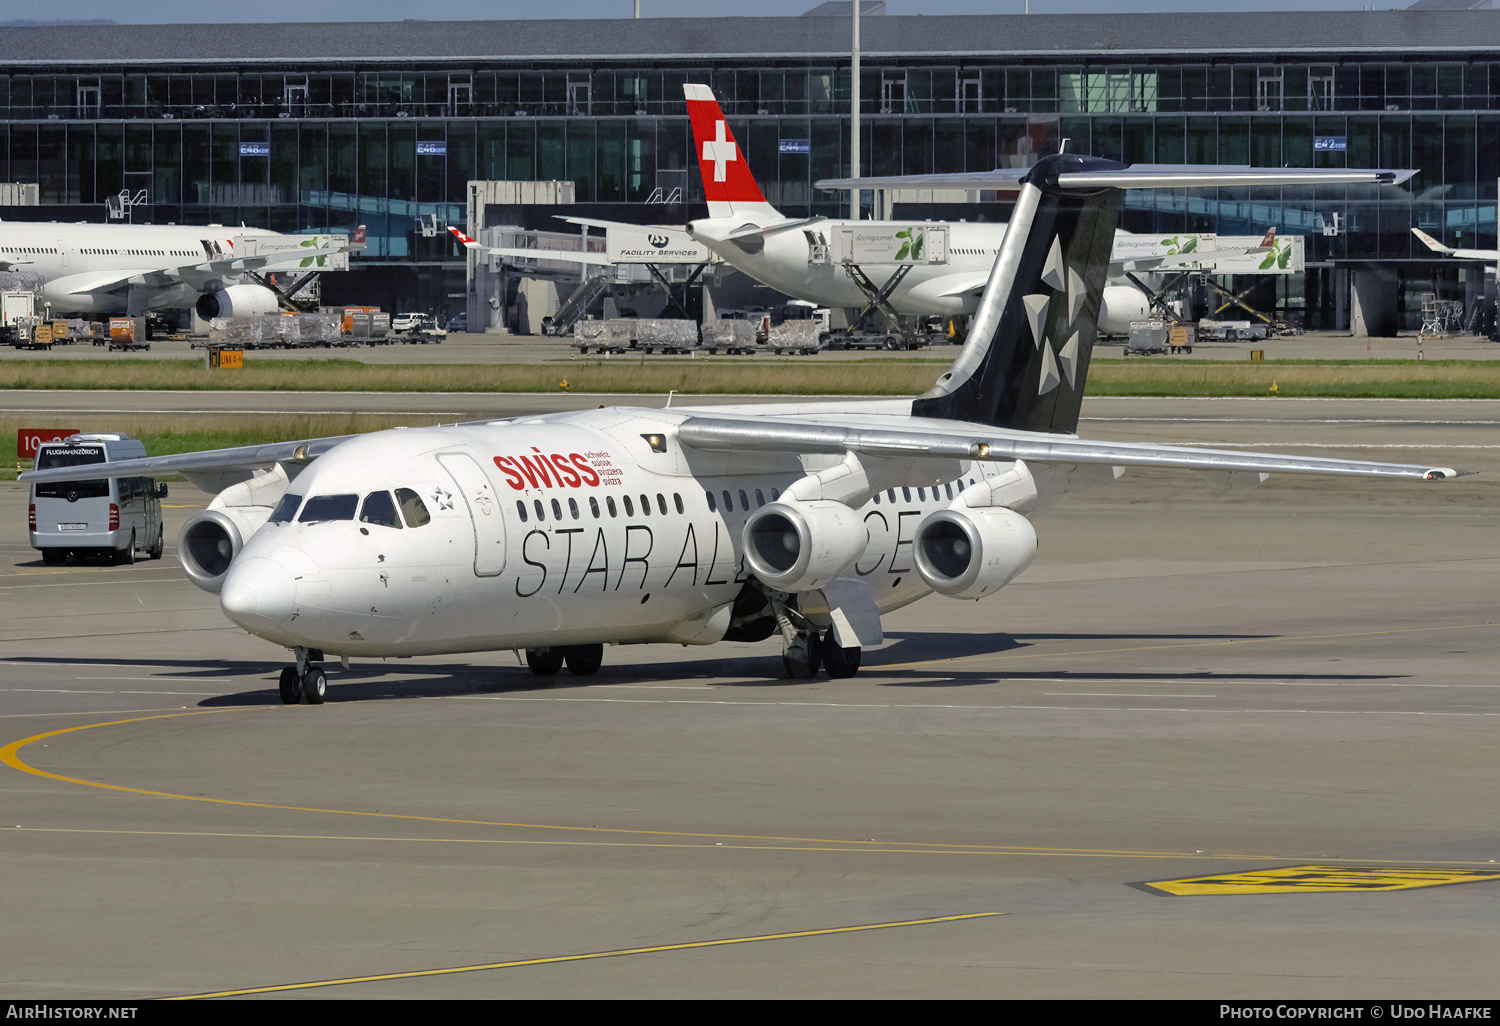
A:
[782,632,822,679]
[525,647,564,675]
[821,634,862,679]
[564,644,604,676]
[302,666,327,705]
[278,666,302,704]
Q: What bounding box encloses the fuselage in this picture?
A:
[689,217,1006,316]
[688,217,1150,331]
[0,221,281,314]
[217,407,1055,659]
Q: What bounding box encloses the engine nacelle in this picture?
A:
[913,507,1037,600]
[178,506,270,593]
[195,284,280,320]
[742,500,867,593]
[1098,285,1151,336]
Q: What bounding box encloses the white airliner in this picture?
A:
[23,156,1461,704]
[0,222,359,318]
[453,85,1277,335]
[1412,227,1500,262]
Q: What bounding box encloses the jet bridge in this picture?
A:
[468,224,715,335]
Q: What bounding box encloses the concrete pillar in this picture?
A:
[514,278,560,336]
[1350,266,1399,338]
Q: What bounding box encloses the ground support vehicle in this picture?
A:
[29,434,166,566]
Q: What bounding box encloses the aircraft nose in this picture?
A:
[220,556,296,632]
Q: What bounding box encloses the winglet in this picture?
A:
[1411,227,1453,254]
[449,226,480,249]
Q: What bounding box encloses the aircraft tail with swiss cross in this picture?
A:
[684,83,783,222]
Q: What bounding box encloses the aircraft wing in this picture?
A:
[480,246,613,266]
[1412,227,1500,261]
[20,434,358,486]
[675,413,1467,482]
[818,165,1416,192]
[934,276,992,298]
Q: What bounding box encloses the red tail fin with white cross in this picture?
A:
[684,84,783,221]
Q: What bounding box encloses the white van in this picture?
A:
[29,433,167,566]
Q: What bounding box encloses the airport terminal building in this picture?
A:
[3,6,1500,331]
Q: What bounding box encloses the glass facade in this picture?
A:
[4,51,1497,325]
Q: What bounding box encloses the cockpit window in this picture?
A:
[298,494,358,523]
[395,488,430,527]
[359,490,402,529]
[268,493,302,524]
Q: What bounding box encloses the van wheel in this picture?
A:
[148,528,164,560]
[115,533,136,566]
[41,550,66,566]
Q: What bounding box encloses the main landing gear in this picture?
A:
[770,591,863,680]
[525,644,604,678]
[279,647,327,705]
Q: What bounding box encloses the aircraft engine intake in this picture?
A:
[195,284,280,320]
[179,507,267,593]
[913,507,1037,600]
[1098,285,1151,336]
[743,500,867,593]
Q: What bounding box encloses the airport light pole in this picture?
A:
[851,1,860,220]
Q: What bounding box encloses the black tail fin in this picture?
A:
[914,153,1124,435]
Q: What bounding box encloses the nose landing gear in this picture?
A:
[279,647,327,704]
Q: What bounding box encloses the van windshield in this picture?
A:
[33,447,108,500]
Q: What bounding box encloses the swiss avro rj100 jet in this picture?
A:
[24,156,1464,704]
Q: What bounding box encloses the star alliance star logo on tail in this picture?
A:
[1022,236,1091,396]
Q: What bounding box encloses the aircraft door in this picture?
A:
[437,452,506,577]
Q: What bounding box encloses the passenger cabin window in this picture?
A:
[395,488,431,527]
[298,494,358,523]
[516,500,529,523]
[359,491,402,528]
[268,493,302,523]
[705,491,716,513]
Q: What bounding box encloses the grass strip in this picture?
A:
[4,357,1500,398]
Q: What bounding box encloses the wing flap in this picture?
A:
[675,416,1466,482]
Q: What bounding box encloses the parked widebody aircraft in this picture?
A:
[0,221,360,317]
[24,155,1460,705]
[453,85,1278,335]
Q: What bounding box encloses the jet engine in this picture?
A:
[913,507,1037,600]
[742,500,867,593]
[195,284,280,320]
[1098,285,1151,336]
[179,506,270,593]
